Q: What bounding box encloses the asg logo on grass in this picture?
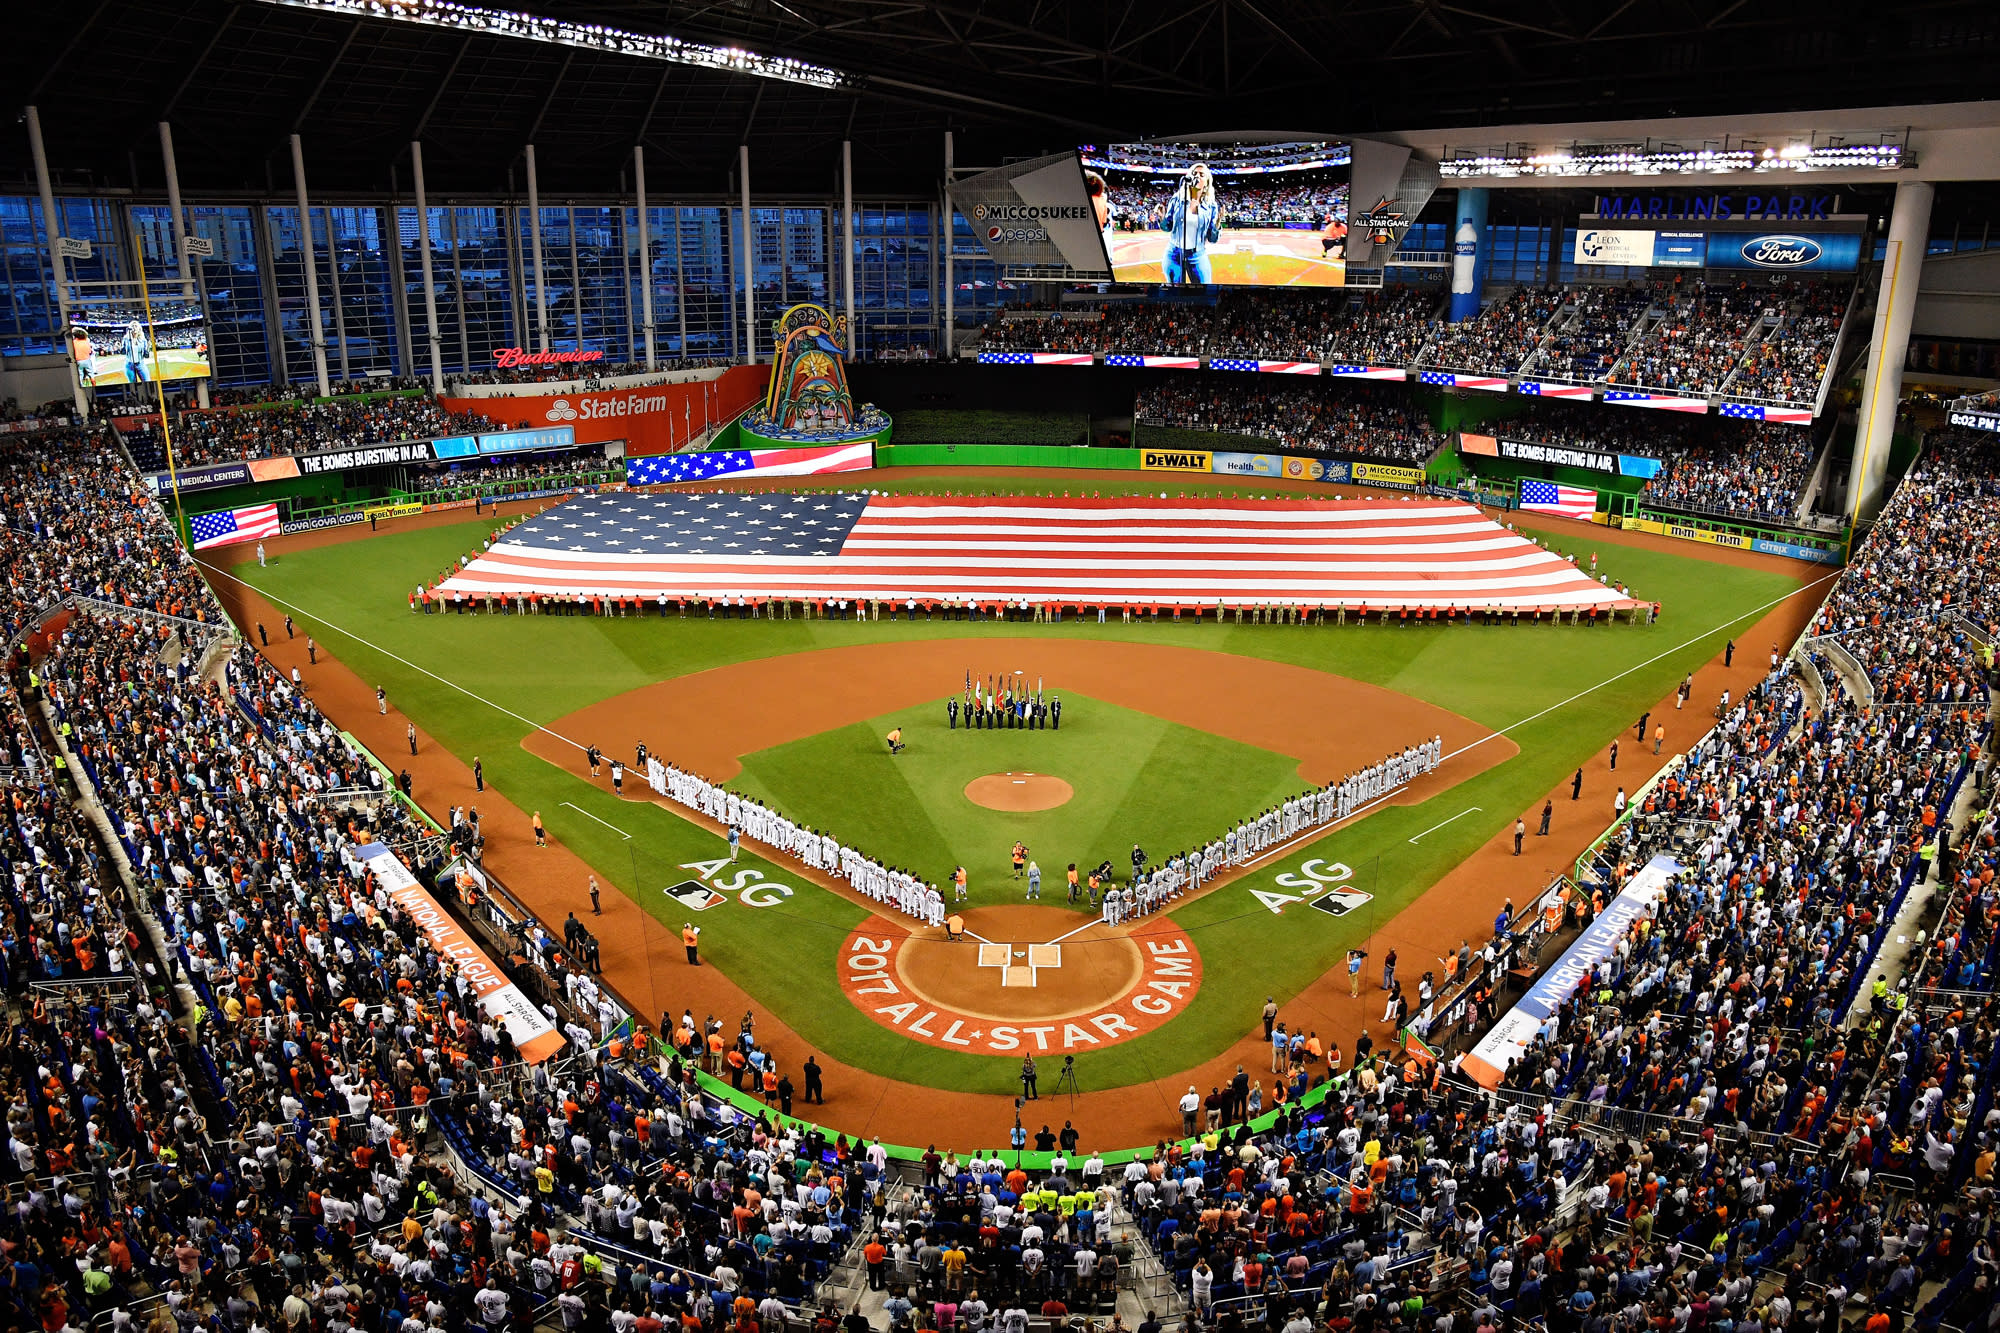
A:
[1739,235,1823,268]
[545,399,579,423]
[1248,858,1374,916]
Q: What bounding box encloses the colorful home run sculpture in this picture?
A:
[763,304,856,432]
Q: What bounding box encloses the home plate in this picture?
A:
[977,943,1009,968]
[1028,944,1060,968]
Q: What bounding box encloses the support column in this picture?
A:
[449,208,471,373]
[288,133,331,396]
[158,122,209,407]
[740,143,755,364]
[1449,187,1490,323]
[942,131,955,359]
[410,142,445,392]
[568,206,584,350]
[526,144,549,352]
[842,139,856,355]
[674,211,688,360]
[1849,180,1934,522]
[28,107,86,416]
[634,146,656,370]
[322,207,352,381]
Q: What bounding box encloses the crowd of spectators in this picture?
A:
[0,406,1997,1333]
[1643,427,1820,523]
[1608,280,1765,396]
[1731,284,1851,407]
[975,290,1443,367]
[1418,287,1567,377]
[446,357,732,390]
[122,395,491,471]
[408,454,620,495]
[1102,179,1346,231]
[1135,378,1444,462]
[1523,286,1653,384]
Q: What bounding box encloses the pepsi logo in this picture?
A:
[1740,235,1822,268]
[987,225,1002,241]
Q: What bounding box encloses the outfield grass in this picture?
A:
[730,693,1308,898]
[229,503,1811,1093]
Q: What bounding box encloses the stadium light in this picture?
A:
[1439,138,1905,179]
[251,0,857,91]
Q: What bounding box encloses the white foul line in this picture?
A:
[1407,806,1483,844]
[1043,917,1108,947]
[560,801,633,839]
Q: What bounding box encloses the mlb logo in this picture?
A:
[1309,888,1373,918]
[663,880,725,912]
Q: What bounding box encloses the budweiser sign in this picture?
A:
[493,347,605,367]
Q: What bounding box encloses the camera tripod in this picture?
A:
[1055,1055,1079,1107]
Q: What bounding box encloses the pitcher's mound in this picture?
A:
[965,772,1074,812]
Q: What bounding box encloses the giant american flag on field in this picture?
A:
[437,492,1639,610]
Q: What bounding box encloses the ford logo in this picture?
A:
[1740,234,1822,268]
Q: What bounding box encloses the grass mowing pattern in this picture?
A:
[730,694,1307,899]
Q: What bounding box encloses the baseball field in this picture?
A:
[205,469,1833,1147]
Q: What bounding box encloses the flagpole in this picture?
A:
[133,236,188,544]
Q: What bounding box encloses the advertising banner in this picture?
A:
[359,844,565,1063]
[1652,231,1708,267]
[1282,456,1343,482]
[1351,461,1425,489]
[144,456,304,496]
[441,364,767,457]
[297,440,437,474]
[1209,451,1289,478]
[280,510,366,535]
[1706,232,1863,273]
[364,502,424,521]
[1572,227,1656,266]
[1461,854,1680,1087]
[479,425,578,454]
[1140,447,1214,473]
[431,435,481,459]
[1750,536,1841,565]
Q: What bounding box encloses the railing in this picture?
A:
[278,464,623,526]
[1804,635,1873,707]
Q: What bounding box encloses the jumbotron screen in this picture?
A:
[68,298,212,389]
[1078,139,1350,288]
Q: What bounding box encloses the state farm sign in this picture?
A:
[440,364,768,457]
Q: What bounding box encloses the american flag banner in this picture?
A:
[1519,480,1600,520]
[1718,402,1813,425]
[626,442,873,486]
[190,503,282,550]
[1207,358,1263,372]
[1603,391,1710,414]
[1255,361,1322,374]
[976,351,1095,366]
[1417,371,1510,392]
[438,492,1638,610]
[1518,382,1595,400]
[1327,365,1408,381]
[1101,354,1202,369]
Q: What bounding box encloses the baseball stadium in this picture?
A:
[3,6,2000,1333]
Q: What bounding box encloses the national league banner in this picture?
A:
[361,845,566,1062]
